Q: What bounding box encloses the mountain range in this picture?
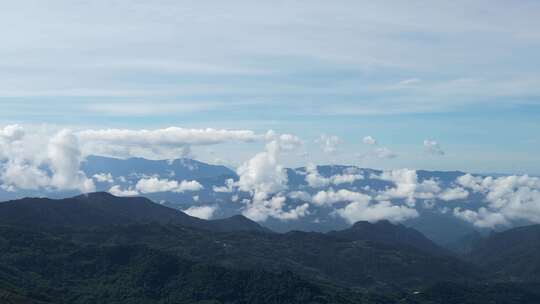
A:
[1,192,540,303]
[0,155,500,246]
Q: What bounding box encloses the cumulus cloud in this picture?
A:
[304,164,363,188]
[357,136,397,160]
[304,163,330,188]
[242,195,310,222]
[439,187,469,201]
[330,172,364,184]
[424,139,445,156]
[1,127,95,193]
[47,130,96,193]
[376,169,467,205]
[183,205,218,220]
[312,189,371,206]
[362,136,377,145]
[456,174,487,192]
[0,124,25,142]
[453,207,508,228]
[212,178,236,193]
[265,130,303,151]
[108,185,139,197]
[287,191,312,202]
[0,161,51,190]
[135,177,203,193]
[336,200,419,224]
[236,141,287,198]
[376,169,440,205]
[93,172,114,183]
[455,174,540,227]
[236,132,300,199]
[237,132,308,222]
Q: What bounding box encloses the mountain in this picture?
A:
[57,222,477,289]
[446,230,486,254]
[208,214,272,233]
[467,224,540,281]
[82,155,236,180]
[328,220,447,255]
[0,226,369,304]
[0,192,268,233]
[0,193,476,289]
[3,193,540,302]
[0,156,497,246]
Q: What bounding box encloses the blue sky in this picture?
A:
[1,0,540,174]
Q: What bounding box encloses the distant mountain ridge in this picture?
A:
[83,155,236,180]
[0,192,268,233]
[467,224,540,281]
[1,192,540,302]
[0,192,476,289]
[0,155,503,246]
[328,220,447,255]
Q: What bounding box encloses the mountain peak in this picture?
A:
[75,191,117,200]
[351,219,395,229]
[329,220,446,255]
[209,214,272,233]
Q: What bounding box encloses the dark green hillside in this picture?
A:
[0,192,268,233]
[0,226,377,304]
[467,224,540,281]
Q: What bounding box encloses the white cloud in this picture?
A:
[376,169,441,205]
[0,161,51,190]
[456,174,489,192]
[376,169,463,204]
[183,205,218,220]
[108,185,139,197]
[362,136,377,145]
[304,164,363,188]
[424,139,445,156]
[453,207,508,228]
[312,189,371,206]
[336,200,418,224]
[265,130,303,151]
[0,124,25,142]
[455,174,540,227]
[135,177,203,193]
[0,126,61,191]
[212,178,236,193]
[47,129,95,193]
[79,127,258,146]
[330,172,364,185]
[236,133,300,199]
[287,191,312,202]
[439,187,469,201]
[78,127,260,159]
[237,132,308,222]
[305,163,330,188]
[242,195,309,222]
[93,172,114,183]
[177,180,204,192]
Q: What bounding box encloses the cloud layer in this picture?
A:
[2,124,540,230]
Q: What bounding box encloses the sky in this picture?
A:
[1,0,540,174]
